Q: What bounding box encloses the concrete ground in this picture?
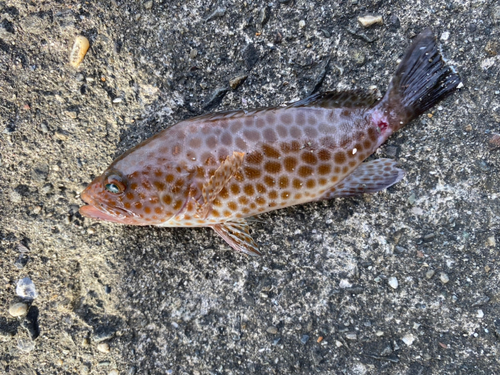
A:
[1,0,499,374]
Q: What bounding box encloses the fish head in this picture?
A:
[80,168,147,225]
[80,162,185,225]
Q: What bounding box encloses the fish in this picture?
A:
[80,28,461,256]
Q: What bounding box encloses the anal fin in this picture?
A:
[320,158,405,200]
[211,219,262,257]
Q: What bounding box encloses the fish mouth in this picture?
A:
[79,204,130,224]
[80,190,140,224]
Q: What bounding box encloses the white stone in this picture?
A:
[487,236,496,247]
[339,279,352,288]
[440,31,450,41]
[16,277,37,299]
[388,276,398,289]
[9,302,28,317]
[440,273,450,284]
[358,15,383,27]
[97,342,110,353]
[402,333,415,346]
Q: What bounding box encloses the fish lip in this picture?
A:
[79,204,126,223]
[80,190,138,223]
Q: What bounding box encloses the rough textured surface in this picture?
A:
[0,0,499,374]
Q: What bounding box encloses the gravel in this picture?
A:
[8,302,28,317]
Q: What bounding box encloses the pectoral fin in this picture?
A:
[319,159,405,199]
[198,151,245,218]
[211,219,262,257]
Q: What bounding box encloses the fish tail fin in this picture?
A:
[381,28,461,131]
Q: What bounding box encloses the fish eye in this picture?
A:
[105,183,122,194]
[104,174,126,194]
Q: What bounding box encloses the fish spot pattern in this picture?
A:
[178,107,376,221]
[109,105,375,225]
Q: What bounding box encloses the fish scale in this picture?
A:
[80,29,461,256]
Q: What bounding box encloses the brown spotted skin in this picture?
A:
[81,103,387,228]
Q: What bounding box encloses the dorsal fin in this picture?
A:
[186,90,379,124]
[185,107,276,123]
[291,90,379,109]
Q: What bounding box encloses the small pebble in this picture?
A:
[298,20,306,29]
[144,0,153,10]
[97,342,110,353]
[440,273,450,284]
[351,50,365,65]
[484,41,498,56]
[205,7,225,22]
[425,270,435,279]
[388,276,398,289]
[82,338,90,348]
[9,302,28,317]
[87,228,96,234]
[489,134,500,148]
[266,326,278,334]
[189,49,198,59]
[358,15,383,27]
[487,236,496,247]
[109,370,119,375]
[41,184,54,194]
[17,338,35,352]
[55,131,69,140]
[16,277,38,299]
[229,75,247,90]
[402,333,415,346]
[258,6,269,26]
[477,309,484,318]
[93,329,114,343]
[345,332,357,340]
[80,365,90,375]
[300,334,309,344]
[440,31,450,41]
[10,191,22,203]
[112,98,123,103]
[69,36,90,68]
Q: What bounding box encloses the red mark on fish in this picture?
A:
[80,29,461,256]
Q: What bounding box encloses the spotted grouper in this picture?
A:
[80,29,461,256]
